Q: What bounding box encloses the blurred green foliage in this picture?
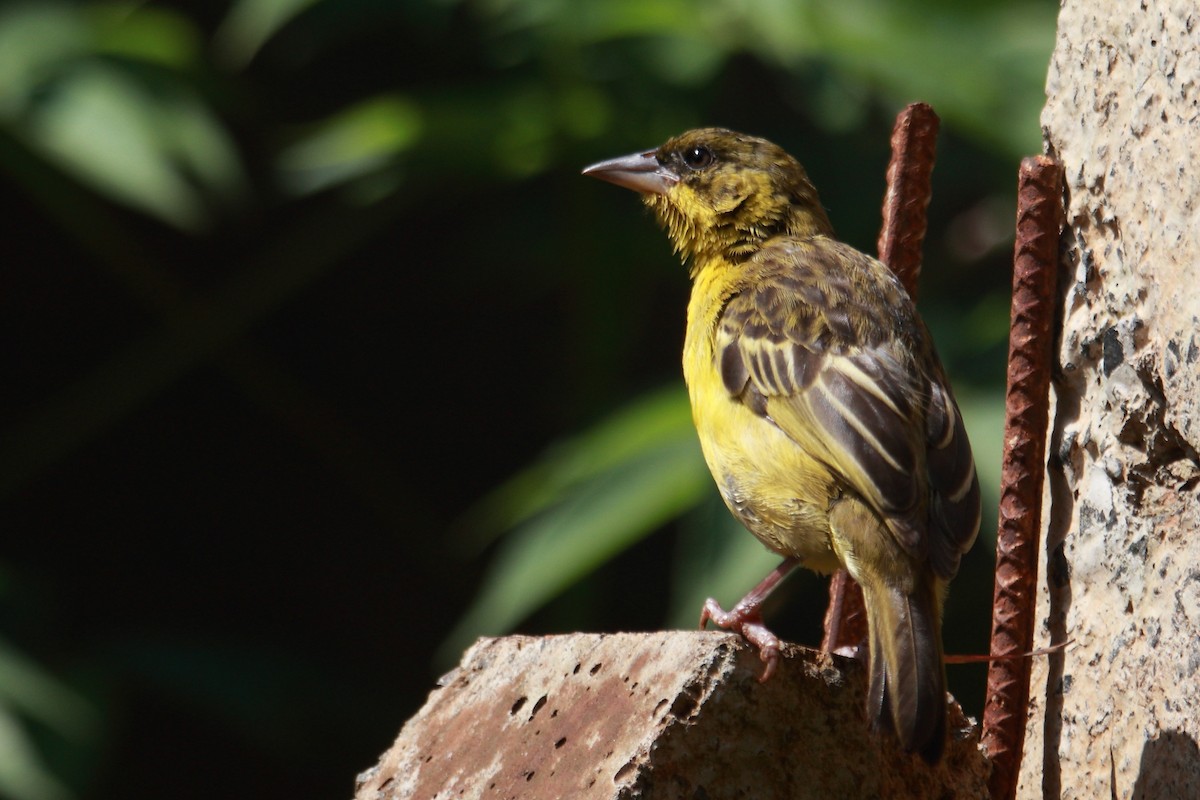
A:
[0,0,1053,797]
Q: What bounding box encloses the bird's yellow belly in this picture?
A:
[686,365,841,573]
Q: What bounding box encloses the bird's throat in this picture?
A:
[646,193,833,275]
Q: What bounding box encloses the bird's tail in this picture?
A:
[863,576,947,764]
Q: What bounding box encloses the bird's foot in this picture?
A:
[700,597,782,682]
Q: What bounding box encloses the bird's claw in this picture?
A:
[699,597,782,682]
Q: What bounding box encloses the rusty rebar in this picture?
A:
[980,155,1063,800]
[822,102,940,654]
[878,102,941,300]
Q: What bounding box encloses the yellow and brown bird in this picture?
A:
[583,128,980,763]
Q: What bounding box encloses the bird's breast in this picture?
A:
[683,283,840,572]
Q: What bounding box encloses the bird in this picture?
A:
[582,128,980,764]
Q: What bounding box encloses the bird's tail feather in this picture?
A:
[864,578,946,764]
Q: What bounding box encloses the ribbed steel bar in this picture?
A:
[980,155,1063,800]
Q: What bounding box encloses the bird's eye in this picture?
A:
[682,145,715,169]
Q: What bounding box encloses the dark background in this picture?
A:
[0,1,1054,797]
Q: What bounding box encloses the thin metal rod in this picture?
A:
[980,155,1063,800]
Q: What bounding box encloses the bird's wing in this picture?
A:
[716,239,979,577]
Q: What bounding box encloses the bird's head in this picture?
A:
[583,128,833,266]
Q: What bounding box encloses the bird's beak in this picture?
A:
[581,150,679,195]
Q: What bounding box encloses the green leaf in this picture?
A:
[458,384,695,549]
[88,3,202,67]
[0,5,88,118]
[0,635,98,800]
[276,95,423,196]
[0,637,97,739]
[23,63,245,229]
[439,431,710,664]
[0,711,73,800]
[213,0,320,68]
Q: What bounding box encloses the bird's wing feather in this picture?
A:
[716,239,978,574]
[924,378,981,577]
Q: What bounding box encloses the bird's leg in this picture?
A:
[822,571,869,661]
[699,556,800,682]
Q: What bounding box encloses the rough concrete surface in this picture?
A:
[1022,1,1200,798]
[355,631,987,799]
